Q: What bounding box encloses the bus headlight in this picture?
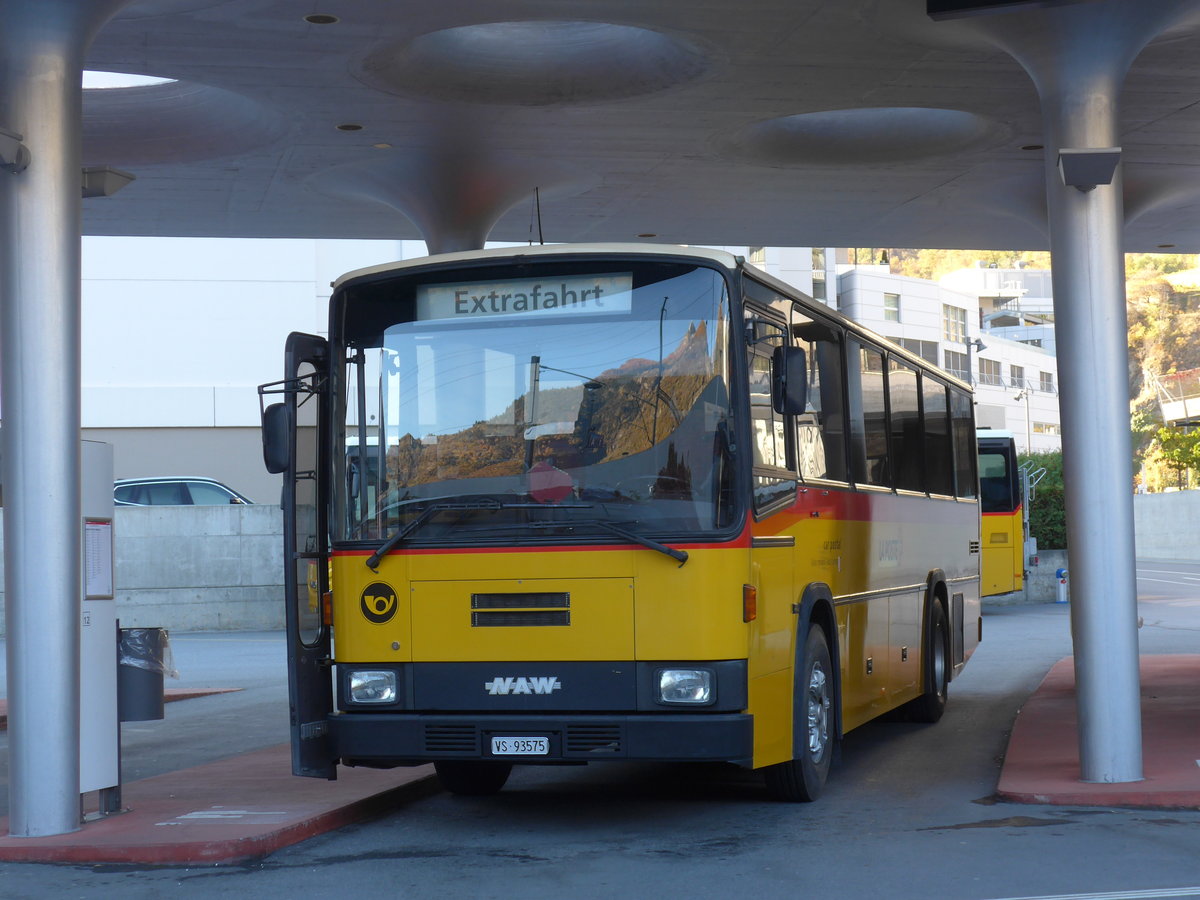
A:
[349,670,397,704]
[657,668,713,705]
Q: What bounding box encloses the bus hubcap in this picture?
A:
[807,664,830,758]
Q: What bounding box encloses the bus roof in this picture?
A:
[331,242,971,393]
[332,243,742,290]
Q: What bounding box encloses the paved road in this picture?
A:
[1,564,1199,898]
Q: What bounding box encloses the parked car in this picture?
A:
[114,477,253,507]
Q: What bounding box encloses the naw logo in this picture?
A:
[484,676,562,696]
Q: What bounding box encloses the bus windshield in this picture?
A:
[335,260,734,544]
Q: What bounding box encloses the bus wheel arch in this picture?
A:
[764,583,839,802]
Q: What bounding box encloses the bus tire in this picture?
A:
[434,760,513,796]
[907,599,949,724]
[764,625,833,802]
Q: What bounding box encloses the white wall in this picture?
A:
[82,236,409,430]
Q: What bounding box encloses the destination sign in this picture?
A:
[416,273,633,322]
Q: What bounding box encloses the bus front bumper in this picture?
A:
[332,712,754,767]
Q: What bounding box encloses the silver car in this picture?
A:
[113,476,252,507]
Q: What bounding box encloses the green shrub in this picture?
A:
[1018,450,1066,550]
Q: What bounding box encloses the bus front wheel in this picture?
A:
[764,625,833,802]
[434,760,513,796]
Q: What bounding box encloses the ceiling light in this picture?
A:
[304,14,339,25]
[336,123,364,131]
[1020,144,1044,151]
[83,70,175,90]
[637,233,657,238]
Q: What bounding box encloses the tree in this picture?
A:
[1019,450,1066,550]
[1153,426,1200,490]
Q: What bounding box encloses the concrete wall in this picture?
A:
[1134,490,1200,562]
[0,505,285,637]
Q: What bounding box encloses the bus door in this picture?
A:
[744,301,802,761]
[260,332,335,778]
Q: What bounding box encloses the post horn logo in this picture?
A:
[360,582,398,624]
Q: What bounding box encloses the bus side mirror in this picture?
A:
[262,402,291,474]
[772,346,808,415]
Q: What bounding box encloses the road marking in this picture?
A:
[155,807,291,826]
[1137,569,1200,579]
[985,888,1200,900]
[1136,576,1200,587]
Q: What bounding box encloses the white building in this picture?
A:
[836,264,1061,454]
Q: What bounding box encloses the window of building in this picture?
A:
[1040,371,1056,393]
[943,349,968,381]
[748,246,766,266]
[1021,338,1043,348]
[895,338,938,365]
[811,248,826,270]
[1033,422,1061,435]
[942,304,967,343]
[1010,364,1025,389]
[978,358,1002,386]
[883,292,900,322]
[811,273,827,301]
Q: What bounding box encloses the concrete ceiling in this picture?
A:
[79,0,1200,252]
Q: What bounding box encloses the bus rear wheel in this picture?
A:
[906,600,949,723]
[434,760,513,796]
[764,625,833,802]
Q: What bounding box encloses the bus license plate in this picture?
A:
[491,736,549,756]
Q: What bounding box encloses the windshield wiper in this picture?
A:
[365,497,505,571]
[494,517,688,567]
[589,520,688,566]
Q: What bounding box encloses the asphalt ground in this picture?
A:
[0,560,1198,898]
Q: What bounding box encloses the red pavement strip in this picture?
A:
[0,688,242,731]
[997,654,1200,808]
[0,744,437,865]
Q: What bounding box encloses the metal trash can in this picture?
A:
[117,627,168,722]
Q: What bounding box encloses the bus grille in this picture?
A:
[472,610,570,627]
[565,724,621,754]
[472,592,569,609]
[424,724,478,753]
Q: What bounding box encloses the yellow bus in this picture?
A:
[260,244,982,802]
[977,430,1024,596]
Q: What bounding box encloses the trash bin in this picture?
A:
[117,627,168,722]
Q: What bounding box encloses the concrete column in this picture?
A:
[0,0,129,837]
[973,0,1200,784]
[1041,70,1142,783]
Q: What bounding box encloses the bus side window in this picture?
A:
[746,307,796,512]
[888,357,922,492]
[847,340,889,487]
[923,378,955,496]
[792,316,848,483]
[950,388,977,498]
